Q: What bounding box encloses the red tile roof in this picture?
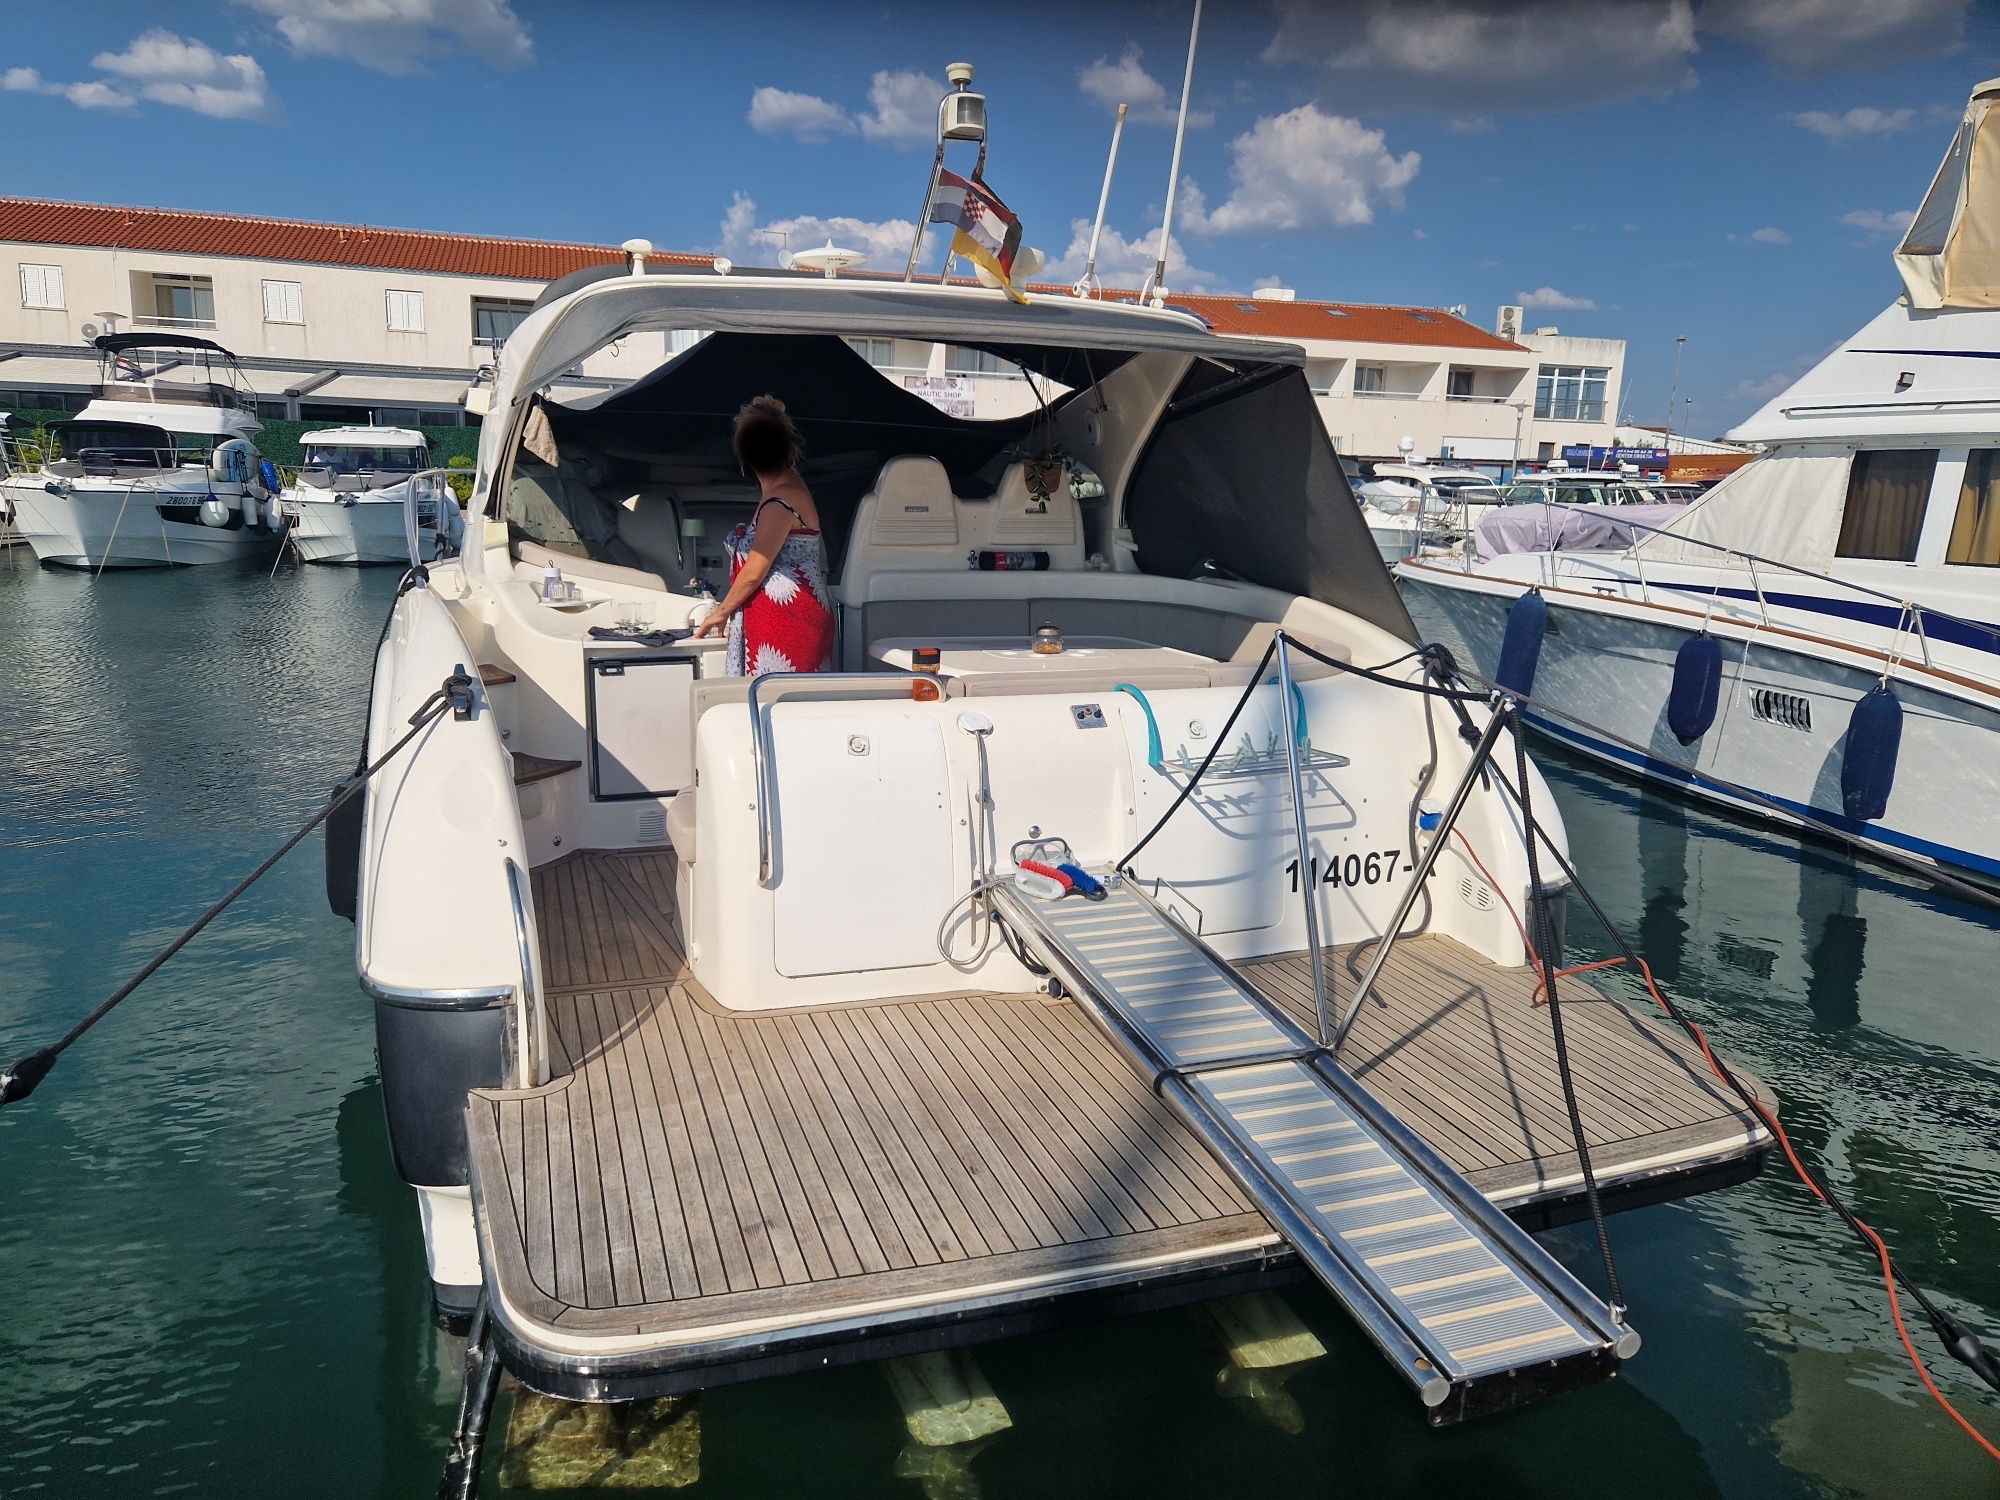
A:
[1081,291,1528,351]
[0,197,712,281]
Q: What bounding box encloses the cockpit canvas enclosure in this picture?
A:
[473,273,1415,643]
[1896,77,2000,309]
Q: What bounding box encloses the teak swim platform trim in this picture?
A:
[465,850,1771,1407]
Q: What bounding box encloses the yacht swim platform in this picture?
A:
[468,848,1772,1405]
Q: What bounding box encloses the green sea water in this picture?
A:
[2,556,1998,1497]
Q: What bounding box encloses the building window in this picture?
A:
[1447,368,1476,399]
[136,272,215,329]
[1304,358,1340,396]
[1836,449,1936,561]
[1354,364,1386,395]
[1534,364,1608,422]
[1948,449,2000,566]
[845,337,897,368]
[945,345,1012,375]
[667,329,707,356]
[20,264,64,310]
[262,280,304,324]
[1537,442,1554,461]
[386,289,426,333]
[472,296,531,346]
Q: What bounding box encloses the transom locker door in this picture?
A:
[771,710,954,977]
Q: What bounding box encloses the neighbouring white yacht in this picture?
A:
[1360,460,1506,561]
[284,426,463,565]
[1401,77,2000,885]
[336,247,1769,1475]
[3,334,284,568]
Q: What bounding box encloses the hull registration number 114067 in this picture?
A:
[1286,849,1416,892]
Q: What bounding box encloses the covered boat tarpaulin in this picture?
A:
[1124,360,1416,644]
[1474,503,1689,561]
[1628,450,1852,571]
[1896,77,2000,309]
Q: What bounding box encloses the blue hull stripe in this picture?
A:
[1528,714,2000,881]
[1690,585,2000,656]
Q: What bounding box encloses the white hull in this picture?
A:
[3,479,281,568]
[1401,558,2000,883]
[288,493,440,565]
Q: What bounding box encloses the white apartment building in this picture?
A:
[0,199,1622,467]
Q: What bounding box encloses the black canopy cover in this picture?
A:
[1124,360,1417,644]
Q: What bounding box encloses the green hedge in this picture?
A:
[4,408,481,468]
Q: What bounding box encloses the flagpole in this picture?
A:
[904,142,947,282]
[1076,103,1128,299]
[1150,0,1202,306]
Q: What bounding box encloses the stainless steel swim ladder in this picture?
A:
[988,875,1638,1424]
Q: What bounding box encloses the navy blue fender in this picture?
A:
[1841,684,1903,823]
[1667,633,1724,744]
[1495,590,1548,698]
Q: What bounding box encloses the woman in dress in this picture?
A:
[692,396,836,675]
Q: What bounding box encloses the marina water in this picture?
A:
[2,558,1998,1498]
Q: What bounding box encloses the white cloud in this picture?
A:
[1786,106,1916,141]
[1842,207,1916,239]
[1178,104,1419,236]
[91,29,280,121]
[715,192,936,271]
[3,67,139,111]
[1732,372,1793,402]
[1040,216,1224,293]
[235,0,532,75]
[1748,226,1790,243]
[747,86,853,142]
[1518,287,1598,310]
[858,68,944,149]
[1265,0,1698,113]
[1077,45,1211,128]
[1700,0,1968,73]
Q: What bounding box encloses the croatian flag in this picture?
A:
[929,169,1027,304]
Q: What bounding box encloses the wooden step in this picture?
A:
[512,752,581,787]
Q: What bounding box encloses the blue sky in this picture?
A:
[4,1,1997,434]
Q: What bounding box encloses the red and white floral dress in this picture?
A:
[724,497,836,676]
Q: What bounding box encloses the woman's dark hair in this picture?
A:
[732,394,801,477]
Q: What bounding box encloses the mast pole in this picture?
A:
[1150,0,1203,306]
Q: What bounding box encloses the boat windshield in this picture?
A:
[1436,481,1504,504]
[53,421,192,469]
[304,444,426,475]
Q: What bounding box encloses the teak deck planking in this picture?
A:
[467,850,1766,1379]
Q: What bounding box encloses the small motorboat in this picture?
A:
[283,426,462,565]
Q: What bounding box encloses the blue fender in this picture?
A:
[1841,684,1903,823]
[1667,633,1724,744]
[1495,590,1548,698]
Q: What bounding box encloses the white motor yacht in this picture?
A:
[1400,77,2000,885]
[284,426,463,565]
[3,334,283,568]
[336,253,1768,1458]
[1360,461,1506,561]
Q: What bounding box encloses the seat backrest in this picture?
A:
[840,456,960,591]
[985,462,1083,560]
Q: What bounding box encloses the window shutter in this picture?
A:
[262,280,303,323]
[386,289,425,332]
[20,264,64,310]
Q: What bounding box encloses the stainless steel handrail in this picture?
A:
[504,858,540,1088]
[750,671,929,888]
[399,466,464,572]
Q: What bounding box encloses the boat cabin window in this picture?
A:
[1946,449,2000,566]
[53,422,183,470]
[303,444,426,475]
[1835,448,1936,562]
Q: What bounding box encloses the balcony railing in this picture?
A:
[133,314,218,330]
[1445,393,1511,404]
[1354,388,1425,400]
[1535,403,1608,422]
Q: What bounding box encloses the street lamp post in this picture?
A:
[1664,334,1686,454]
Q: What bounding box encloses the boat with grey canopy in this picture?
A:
[337,250,1770,1479]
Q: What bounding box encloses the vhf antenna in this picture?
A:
[1148,0,1203,307]
[1074,102,1129,299]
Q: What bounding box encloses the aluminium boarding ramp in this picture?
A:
[989,873,1636,1424]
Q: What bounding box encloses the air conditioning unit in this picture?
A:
[942,91,986,142]
[1497,305,1523,341]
